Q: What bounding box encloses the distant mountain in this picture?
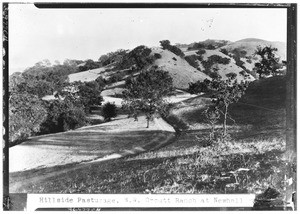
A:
[223,38,286,60]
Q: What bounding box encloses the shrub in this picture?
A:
[95,76,107,87]
[220,48,229,55]
[154,53,162,59]
[101,102,117,121]
[107,73,123,84]
[207,44,216,50]
[39,99,88,135]
[159,40,185,57]
[172,57,177,61]
[184,55,199,69]
[196,49,206,55]
[117,46,155,71]
[208,55,230,65]
[188,79,211,94]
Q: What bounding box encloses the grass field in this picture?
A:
[9,76,294,202]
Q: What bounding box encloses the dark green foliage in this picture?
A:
[254,45,283,78]
[99,49,127,66]
[207,55,231,65]
[184,55,199,69]
[78,59,100,71]
[9,91,47,146]
[209,72,221,79]
[116,46,154,71]
[207,44,216,50]
[172,57,177,61]
[95,76,107,88]
[11,77,54,98]
[188,42,205,50]
[220,48,229,55]
[75,81,103,113]
[188,40,229,51]
[22,61,78,92]
[122,68,173,128]
[188,79,211,94]
[159,40,185,57]
[101,102,117,121]
[107,72,124,84]
[39,99,88,134]
[154,53,162,59]
[196,49,206,55]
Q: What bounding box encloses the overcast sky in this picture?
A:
[9,4,287,74]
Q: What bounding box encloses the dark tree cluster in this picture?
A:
[98,49,127,67]
[196,49,206,56]
[116,45,155,71]
[159,40,185,57]
[78,59,100,72]
[220,48,229,56]
[254,45,283,78]
[184,55,201,69]
[188,79,211,94]
[187,40,229,51]
[9,62,106,146]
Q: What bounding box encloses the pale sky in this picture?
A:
[9,4,287,74]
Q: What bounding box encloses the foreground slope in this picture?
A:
[9,115,175,173]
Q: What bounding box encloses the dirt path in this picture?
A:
[9,115,176,193]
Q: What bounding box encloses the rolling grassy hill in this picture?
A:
[66,38,285,98]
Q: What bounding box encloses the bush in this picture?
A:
[117,46,154,70]
[188,79,211,94]
[184,55,199,69]
[154,53,162,59]
[39,99,88,135]
[208,55,230,65]
[107,73,123,84]
[159,40,185,57]
[196,49,206,55]
[220,48,229,55]
[101,102,117,121]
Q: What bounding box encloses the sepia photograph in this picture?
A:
[3,2,297,211]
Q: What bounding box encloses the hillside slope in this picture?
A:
[184,49,255,82]
[221,38,286,71]
[151,48,210,89]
